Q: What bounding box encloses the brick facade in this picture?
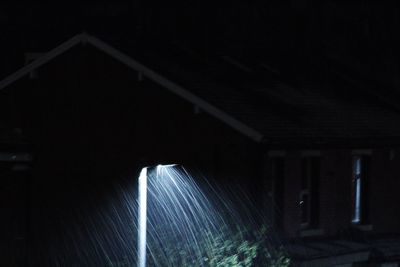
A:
[264,149,400,238]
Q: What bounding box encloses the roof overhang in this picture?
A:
[0,33,264,143]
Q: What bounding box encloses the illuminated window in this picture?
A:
[351,155,370,224]
[300,156,320,228]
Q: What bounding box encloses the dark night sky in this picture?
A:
[1,1,400,90]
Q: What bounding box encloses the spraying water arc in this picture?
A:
[137,164,177,267]
[137,164,287,267]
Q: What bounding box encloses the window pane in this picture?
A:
[301,158,308,190]
[352,156,362,224]
[300,193,309,224]
[273,158,285,229]
[300,156,321,227]
[310,157,320,226]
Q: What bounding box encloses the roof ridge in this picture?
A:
[0,33,264,143]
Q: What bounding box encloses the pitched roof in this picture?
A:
[2,33,400,147]
[116,39,400,147]
[0,33,263,142]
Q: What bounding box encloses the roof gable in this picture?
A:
[0,33,264,142]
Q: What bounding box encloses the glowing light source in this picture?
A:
[136,164,287,266]
[138,164,176,267]
[138,167,147,267]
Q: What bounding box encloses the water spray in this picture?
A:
[136,164,287,267]
[137,164,177,267]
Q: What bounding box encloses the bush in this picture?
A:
[203,226,290,267]
[146,225,291,267]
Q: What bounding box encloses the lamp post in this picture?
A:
[137,167,147,267]
[137,164,176,267]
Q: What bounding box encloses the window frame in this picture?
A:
[300,151,321,229]
[266,151,286,231]
[351,151,371,225]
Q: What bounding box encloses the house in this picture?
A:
[1,33,400,266]
[0,127,32,266]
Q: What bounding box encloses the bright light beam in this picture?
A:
[138,164,176,267]
[138,167,147,267]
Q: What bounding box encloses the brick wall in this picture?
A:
[273,148,400,238]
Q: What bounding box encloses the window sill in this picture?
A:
[351,224,373,231]
[299,228,325,237]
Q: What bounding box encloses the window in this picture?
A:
[351,155,370,224]
[265,151,286,231]
[270,157,285,230]
[300,155,320,228]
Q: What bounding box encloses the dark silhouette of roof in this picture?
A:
[2,33,400,147]
[112,36,400,147]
